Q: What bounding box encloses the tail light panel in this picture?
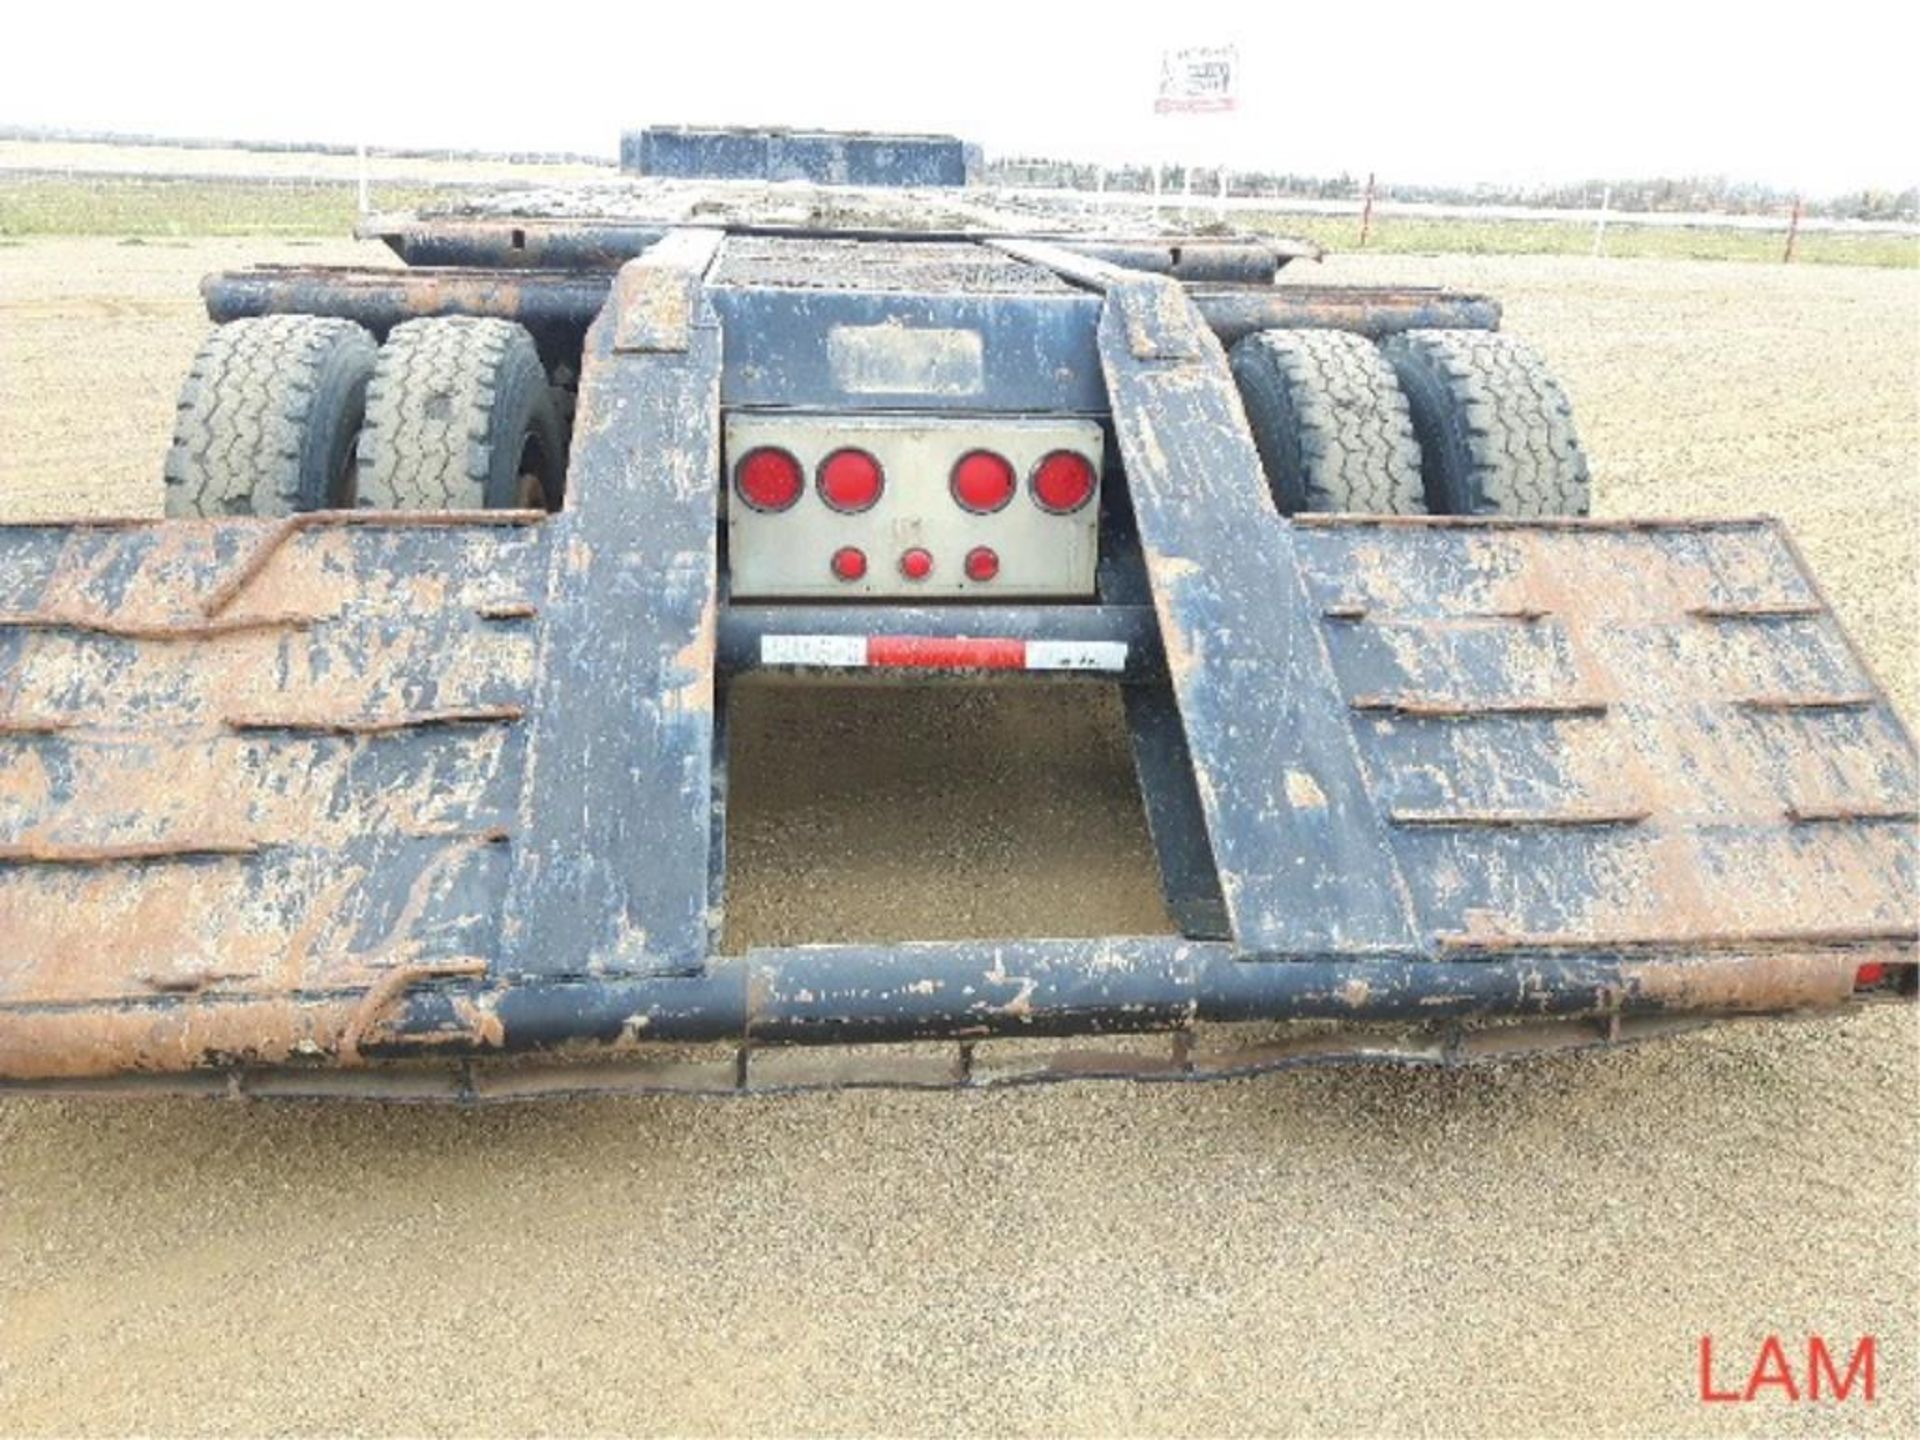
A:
[724,414,1104,599]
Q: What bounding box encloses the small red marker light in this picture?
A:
[1855,962,1887,987]
[964,546,1000,582]
[830,546,867,582]
[1031,450,1097,514]
[900,547,934,580]
[735,447,804,512]
[818,448,884,513]
[951,450,1017,513]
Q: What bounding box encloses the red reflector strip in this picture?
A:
[759,635,1128,673]
[869,636,1025,669]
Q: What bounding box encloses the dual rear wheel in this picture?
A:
[1230,327,1590,519]
[163,315,566,518]
[165,313,1580,522]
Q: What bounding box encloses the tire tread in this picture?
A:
[356,317,551,509]
[1230,330,1425,514]
[1381,329,1590,516]
[163,316,374,517]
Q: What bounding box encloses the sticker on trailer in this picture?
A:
[759,635,1128,674]
[827,326,985,396]
[759,634,868,667]
[1027,641,1129,671]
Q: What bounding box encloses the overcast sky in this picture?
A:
[7,1,1913,196]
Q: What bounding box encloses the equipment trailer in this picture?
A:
[2,128,1913,1099]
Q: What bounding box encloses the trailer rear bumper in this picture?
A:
[0,943,1911,1097]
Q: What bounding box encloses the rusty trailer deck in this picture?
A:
[2,508,1912,1091]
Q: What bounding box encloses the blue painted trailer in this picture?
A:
[1,153,1912,1099]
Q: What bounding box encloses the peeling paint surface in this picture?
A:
[0,236,1913,1090]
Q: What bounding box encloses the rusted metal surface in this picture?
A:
[0,516,545,1046]
[201,265,1492,385]
[3,1003,1899,1101]
[1,944,1907,1092]
[624,127,970,188]
[1293,520,1917,956]
[609,228,723,352]
[1185,284,1501,345]
[711,237,1079,295]
[497,234,724,979]
[203,266,609,368]
[1002,245,1915,971]
[1072,255,1421,955]
[361,194,1314,273]
[1,233,1913,1092]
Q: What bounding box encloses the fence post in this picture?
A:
[356,141,369,218]
[1783,198,1802,263]
[1359,171,1376,248]
[1591,184,1612,258]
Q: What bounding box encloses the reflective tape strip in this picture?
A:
[1026,640,1130,672]
[868,636,1026,669]
[758,635,1130,673]
[759,634,867,667]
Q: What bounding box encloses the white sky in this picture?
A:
[6,1,1914,196]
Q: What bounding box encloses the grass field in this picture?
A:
[0,176,456,237]
[3,173,1916,267]
[1259,210,1918,268]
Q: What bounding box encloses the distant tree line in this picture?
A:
[6,126,1909,220]
[0,124,611,169]
[983,154,1918,222]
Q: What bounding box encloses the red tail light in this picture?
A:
[818,448,884,513]
[951,450,1017,513]
[900,547,934,580]
[735,447,804,512]
[1031,450,1097,514]
[1855,962,1887,988]
[830,546,868,581]
[964,546,1000,582]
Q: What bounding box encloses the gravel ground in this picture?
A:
[0,239,1915,1438]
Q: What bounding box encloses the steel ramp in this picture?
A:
[1288,517,1915,954]
[0,513,545,1031]
[1088,271,1916,962]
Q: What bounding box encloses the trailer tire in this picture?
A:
[1229,330,1425,515]
[355,317,566,511]
[163,316,375,517]
[1381,329,1590,517]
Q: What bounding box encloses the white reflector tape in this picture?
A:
[759,635,1130,673]
[1026,640,1130,672]
[760,634,868,667]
